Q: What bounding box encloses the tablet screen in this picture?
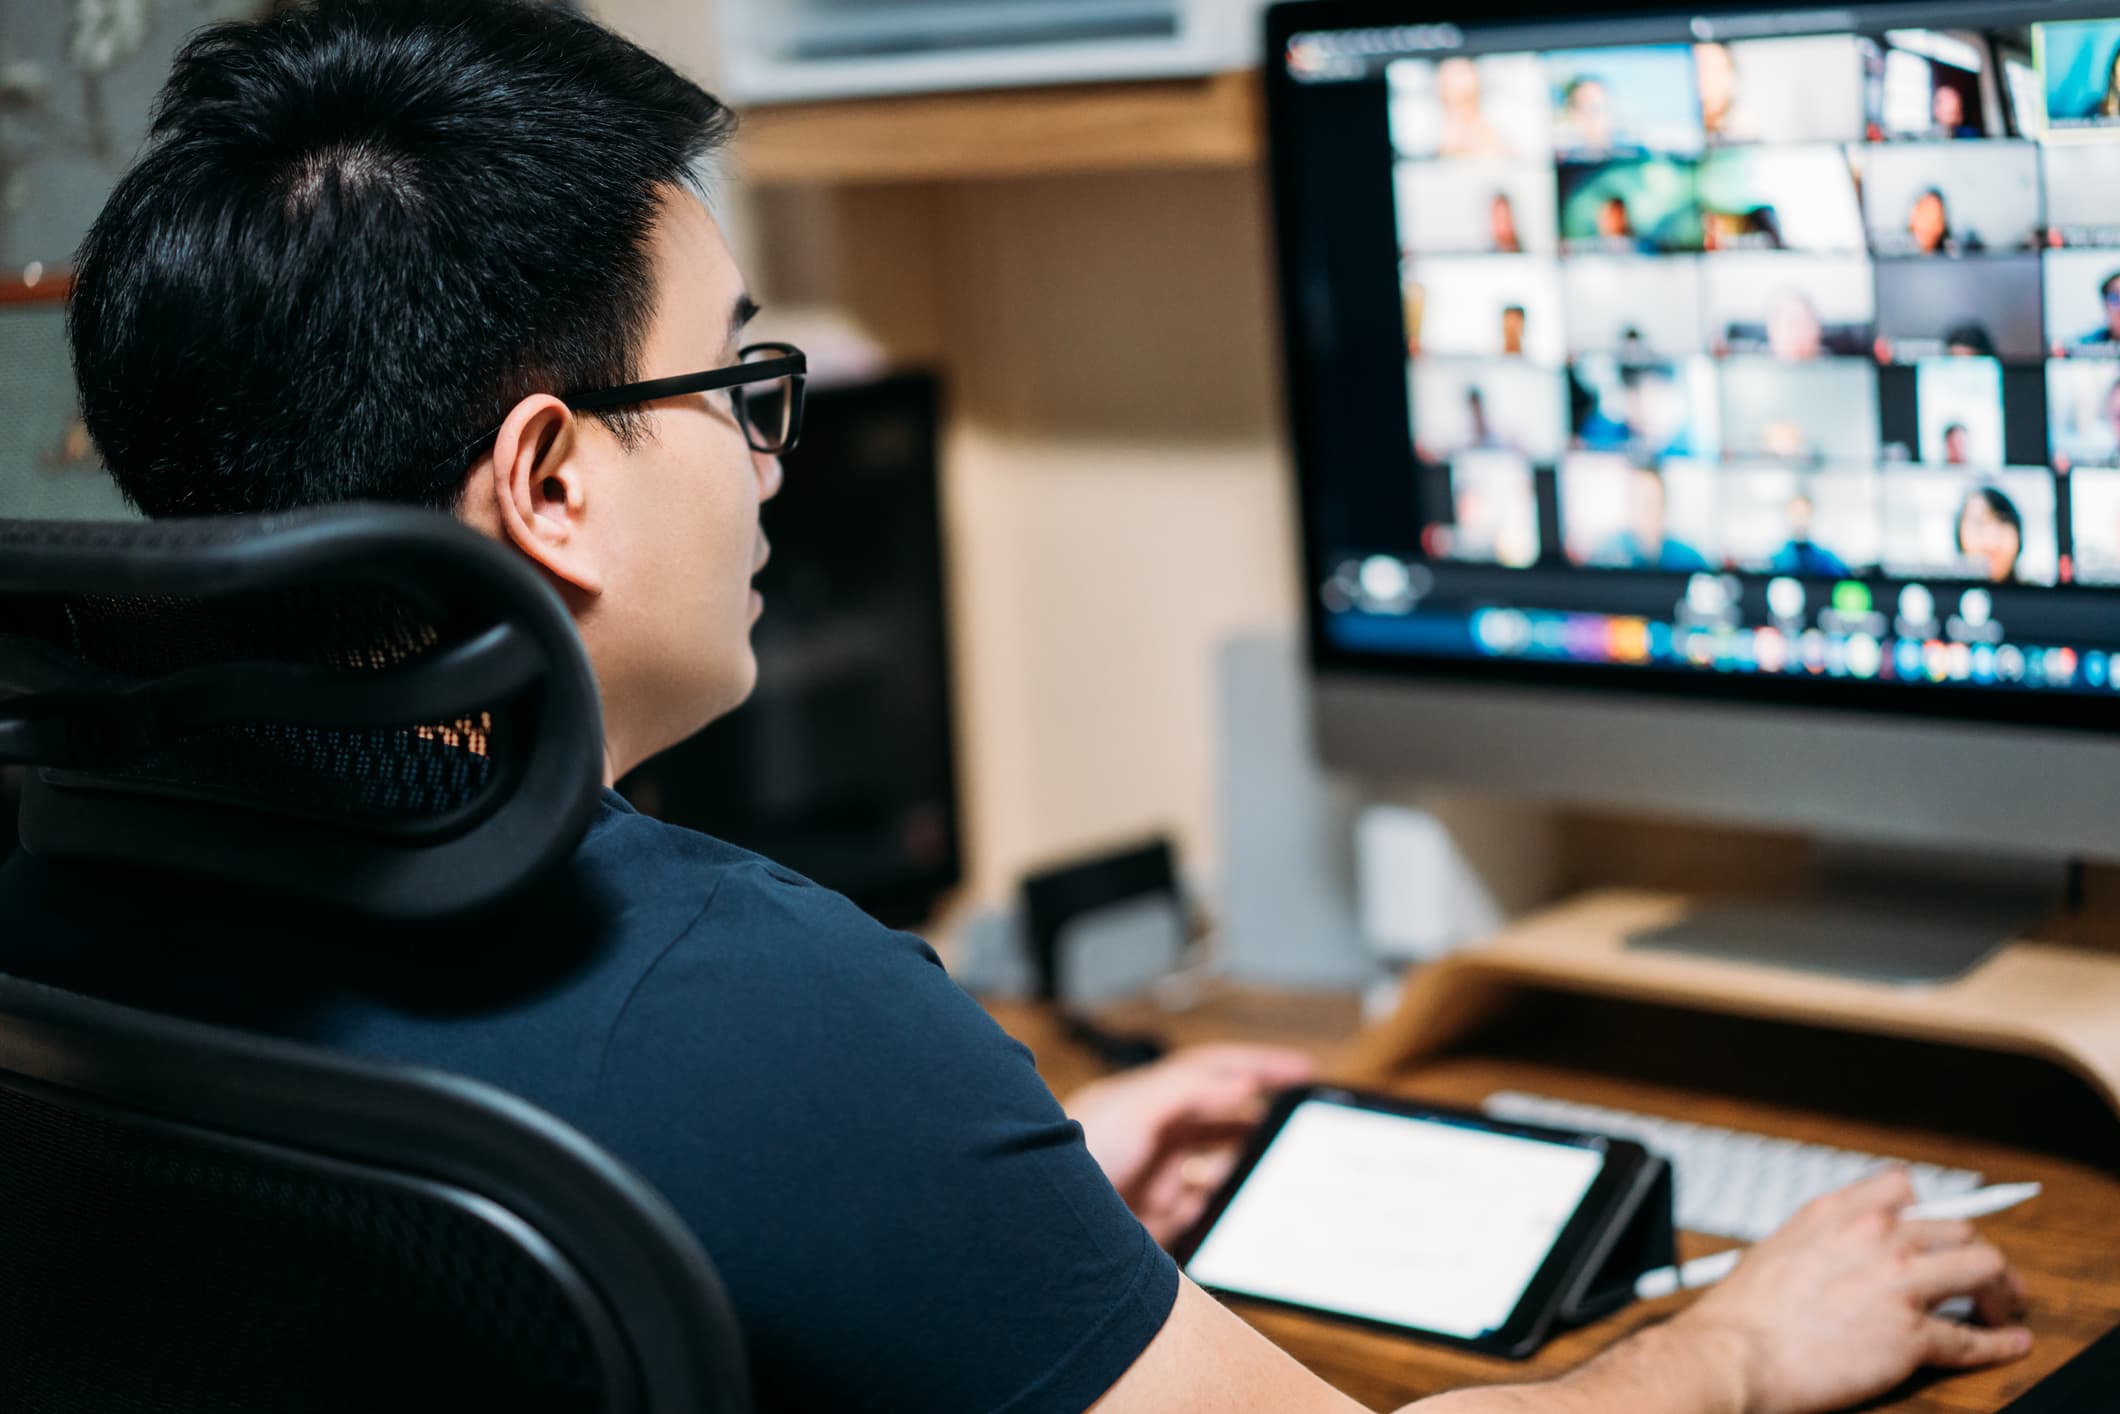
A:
[1184,1096,1606,1340]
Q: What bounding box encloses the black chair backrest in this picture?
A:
[0,506,604,918]
[0,507,751,1411]
[0,972,751,1414]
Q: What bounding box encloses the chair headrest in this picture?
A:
[0,505,604,919]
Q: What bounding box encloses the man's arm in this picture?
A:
[1093,1171,2029,1414]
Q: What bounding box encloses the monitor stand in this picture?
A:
[1341,872,2120,1122]
[1622,842,2070,985]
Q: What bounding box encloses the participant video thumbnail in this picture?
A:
[1874,30,1994,140]
[1703,254,1876,359]
[1558,159,1701,254]
[1560,453,1718,570]
[2044,249,2120,357]
[2040,146,2120,248]
[1410,358,1569,465]
[1720,358,1881,462]
[1721,464,1881,575]
[2071,469,2120,584]
[1440,451,1542,568]
[2037,19,2120,135]
[1562,256,1704,359]
[1403,256,1564,362]
[1881,470,2060,585]
[1396,160,1560,257]
[1875,254,2044,362]
[1695,36,1870,145]
[1569,356,1720,459]
[1856,143,2042,257]
[1544,45,1704,156]
[1697,146,1866,252]
[2047,360,2120,468]
[1912,358,2006,468]
[1388,55,1551,160]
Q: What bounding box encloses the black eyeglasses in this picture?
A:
[564,341,807,456]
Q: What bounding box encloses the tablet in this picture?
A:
[1173,1086,1655,1359]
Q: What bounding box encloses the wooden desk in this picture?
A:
[983,985,2120,1413]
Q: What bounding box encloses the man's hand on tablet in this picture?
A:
[1066,1044,1317,1246]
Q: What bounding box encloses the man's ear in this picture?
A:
[469,394,605,597]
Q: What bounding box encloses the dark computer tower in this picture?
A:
[619,372,961,929]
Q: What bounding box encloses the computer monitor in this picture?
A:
[1267,0,2120,974]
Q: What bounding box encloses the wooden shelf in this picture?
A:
[1347,889,2120,1118]
[737,71,1262,186]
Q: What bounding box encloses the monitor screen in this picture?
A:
[1271,1,2120,730]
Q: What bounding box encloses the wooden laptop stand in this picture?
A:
[1343,888,2120,1119]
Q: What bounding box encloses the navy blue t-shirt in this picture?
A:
[0,791,1179,1413]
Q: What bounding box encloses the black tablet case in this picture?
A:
[1999,1320,2120,1411]
[1554,1153,1679,1330]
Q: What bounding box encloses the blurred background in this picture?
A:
[1,0,1424,981]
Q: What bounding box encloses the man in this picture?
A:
[1500,304,1528,357]
[0,4,2030,1412]
[1436,56,1509,160]
[1771,495,1855,578]
[1931,84,1980,139]
[1595,193,1637,244]
[2077,271,2120,348]
[1765,289,1824,362]
[1695,42,1744,142]
[1489,192,1524,254]
[1594,465,1710,571]
[1908,188,1954,256]
[1560,75,1615,152]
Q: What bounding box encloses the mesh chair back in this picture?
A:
[0,974,751,1414]
[0,506,603,917]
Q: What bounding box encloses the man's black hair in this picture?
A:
[1942,322,1996,357]
[2103,270,2120,300]
[69,0,736,517]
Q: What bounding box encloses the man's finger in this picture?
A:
[1174,1147,1239,1196]
[1785,1167,1910,1234]
[1158,1069,1279,1123]
[1897,1218,1976,1253]
[1920,1318,2032,1369]
[1905,1242,2011,1306]
[1178,1044,1317,1084]
[1837,1166,1918,1213]
[1974,1268,2028,1328]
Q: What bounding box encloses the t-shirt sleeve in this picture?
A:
[590,862,1179,1414]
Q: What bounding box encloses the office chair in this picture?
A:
[0,506,752,1413]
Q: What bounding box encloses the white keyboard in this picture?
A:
[1482,1091,1984,1242]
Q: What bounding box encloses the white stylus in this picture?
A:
[1634,1182,2043,1301]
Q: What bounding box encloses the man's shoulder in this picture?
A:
[583,790,942,981]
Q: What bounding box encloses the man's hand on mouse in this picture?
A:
[1065,1044,1316,1247]
[1672,1168,2030,1414]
